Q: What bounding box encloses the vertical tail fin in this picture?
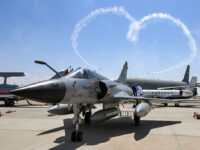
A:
[117,61,128,84]
[187,76,197,89]
[182,65,190,83]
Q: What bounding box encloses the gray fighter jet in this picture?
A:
[10,62,200,142]
[0,72,25,106]
[127,65,190,89]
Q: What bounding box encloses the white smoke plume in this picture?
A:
[71,7,197,74]
[71,6,136,69]
[128,13,197,74]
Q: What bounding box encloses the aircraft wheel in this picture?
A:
[164,103,168,107]
[71,131,83,142]
[4,100,9,106]
[84,112,91,124]
[134,113,140,126]
[8,100,14,107]
[175,103,179,107]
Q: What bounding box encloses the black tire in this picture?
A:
[77,131,83,141]
[164,103,168,107]
[71,131,76,142]
[84,112,91,124]
[71,131,83,142]
[175,103,179,107]
[4,100,9,106]
[8,100,14,107]
[134,113,140,126]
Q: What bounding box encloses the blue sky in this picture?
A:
[0,0,200,84]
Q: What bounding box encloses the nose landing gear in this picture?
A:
[71,104,83,142]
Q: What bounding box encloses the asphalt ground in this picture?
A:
[0,100,200,150]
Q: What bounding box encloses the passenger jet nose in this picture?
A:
[10,79,66,104]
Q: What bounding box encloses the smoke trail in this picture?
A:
[128,13,197,74]
[71,7,197,73]
[71,6,136,69]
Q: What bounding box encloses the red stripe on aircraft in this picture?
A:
[0,91,10,94]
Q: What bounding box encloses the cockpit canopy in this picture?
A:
[66,68,108,80]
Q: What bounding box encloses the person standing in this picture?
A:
[132,84,137,96]
[136,84,143,96]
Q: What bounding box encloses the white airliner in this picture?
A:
[139,76,198,106]
[143,89,194,99]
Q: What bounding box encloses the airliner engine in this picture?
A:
[135,102,152,117]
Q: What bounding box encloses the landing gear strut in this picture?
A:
[71,104,83,142]
[134,100,141,126]
[84,112,91,124]
[4,99,14,107]
[134,113,140,126]
[175,103,179,107]
[164,103,168,107]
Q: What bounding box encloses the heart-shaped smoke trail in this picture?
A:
[71,6,197,74]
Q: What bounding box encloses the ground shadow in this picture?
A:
[0,104,48,108]
[37,118,181,150]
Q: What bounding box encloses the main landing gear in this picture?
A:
[134,113,140,126]
[4,99,14,107]
[84,112,91,124]
[134,100,141,126]
[71,104,83,142]
[175,102,180,107]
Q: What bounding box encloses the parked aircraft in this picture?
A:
[0,72,25,106]
[11,62,200,142]
[141,76,197,106]
[127,65,190,89]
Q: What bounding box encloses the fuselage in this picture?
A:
[0,84,19,100]
[142,89,193,99]
[60,77,133,104]
[127,78,187,89]
[11,67,133,105]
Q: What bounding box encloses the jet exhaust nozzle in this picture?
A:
[10,79,66,104]
[135,102,152,117]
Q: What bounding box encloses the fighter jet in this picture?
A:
[127,65,190,89]
[0,72,25,106]
[10,62,200,142]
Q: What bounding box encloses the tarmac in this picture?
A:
[0,101,200,150]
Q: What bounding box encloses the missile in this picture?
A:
[48,104,73,115]
[91,107,120,122]
[135,102,152,117]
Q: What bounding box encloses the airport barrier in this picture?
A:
[119,111,134,117]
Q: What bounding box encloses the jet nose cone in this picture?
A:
[10,79,66,104]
